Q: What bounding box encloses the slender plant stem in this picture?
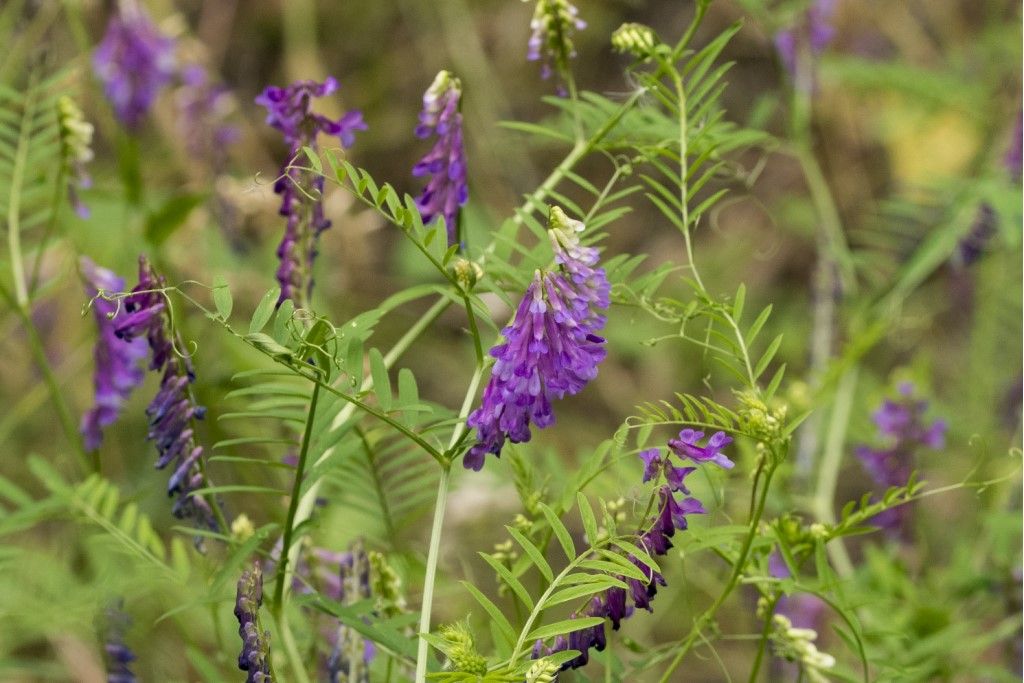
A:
[414,463,451,683]
[747,595,779,683]
[273,380,321,613]
[812,367,858,577]
[657,462,778,683]
[276,610,312,683]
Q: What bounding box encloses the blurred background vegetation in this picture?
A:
[0,0,1020,680]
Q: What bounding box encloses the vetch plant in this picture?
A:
[0,2,1019,683]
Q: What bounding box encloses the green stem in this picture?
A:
[273,380,321,614]
[414,464,451,683]
[811,367,858,577]
[657,462,778,683]
[747,595,779,683]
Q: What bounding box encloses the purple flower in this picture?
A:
[256,77,366,307]
[638,448,662,482]
[102,602,137,683]
[234,563,272,683]
[79,258,147,452]
[464,207,608,471]
[774,0,837,90]
[176,64,238,171]
[413,71,468,247]
[527,0,586,85]
[855,382,946,538]
[115,256,217,530]
[668,429,735,470]
[93,5,175,129]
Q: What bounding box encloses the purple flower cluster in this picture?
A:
[535,428,733,671]
[413,71,468,247]
[234,562,272,683]
[855,382,946,538]
[464,207,609,471]
[176,64,239,171]
[93,4,176,129]
[527,0,587,85]
[256,77,366,306]
[114,256,216,529]
[79,258,147,452]
[102,603,137,683]
[774,0,836,91]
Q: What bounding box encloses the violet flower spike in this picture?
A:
[527,0,587,85]
[464,206,608,470]
[102,602,137,683]
[668,428,735,470]
[93,4,175,129]
[176,64,239,172]
[115,256,217,531]
[774,0,837,91]
[79,258,148,452]
[256,77,366,307]
[855,382,947,539]
[234,563,273,683]
[413,70,468,247]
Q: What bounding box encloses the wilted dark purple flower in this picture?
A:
[464,207,608,471]
[176,64,238,171]
[80,258,147,452]
[93,4,175,129]
[115,256,217,530]
[855,382,946,538]
[413,71,468,247]
[527,0,586,85]
[534,449,706,672]
[774,0,837,91]
[668,429,735,470]
[234,562,272,683]
[102,602,137,683]
[256,77,366,307]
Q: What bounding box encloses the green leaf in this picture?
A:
[505,526,553,583]
[144,193,206,246]
[460,581,516,646]
[249,288,280,334]
[526,617,605,642]
[754,334,784,379]
[608,539,661,574]
[301,145,322,173]
[577,492,598,548]
[478,552,534,610]
[732,283,745,321]
[213,276,232,320]
[369,348,391,411]
[538,502,575,562]
[544,579,624,608]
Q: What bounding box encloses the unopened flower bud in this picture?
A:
[611,23,659,59]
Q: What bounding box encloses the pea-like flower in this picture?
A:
[79,258,147,452]
[256,77,366,307]
[413,70,468,247]
[234,563,272,683]
[93,4,175,129]
[464,207,609,471]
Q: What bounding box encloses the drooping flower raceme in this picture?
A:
[114,256,217,530]
[413,70,468,247]
[234,563,273,683]
[464,207,609,471]
[93,4,176,129]
[256,77,366,308]
[855,382,946,538]
[534,430,719,671]
[527,0,586,86]
[774,0,836,91]
[102,602,137,683]
[57,97,95,218]
[80,258,148,452]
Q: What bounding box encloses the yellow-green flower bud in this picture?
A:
[611,23,659,59]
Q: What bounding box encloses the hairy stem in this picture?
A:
[812,367,858,577]
[273,380,321,613]
[414,464,451,683]
[657,461,778,682]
